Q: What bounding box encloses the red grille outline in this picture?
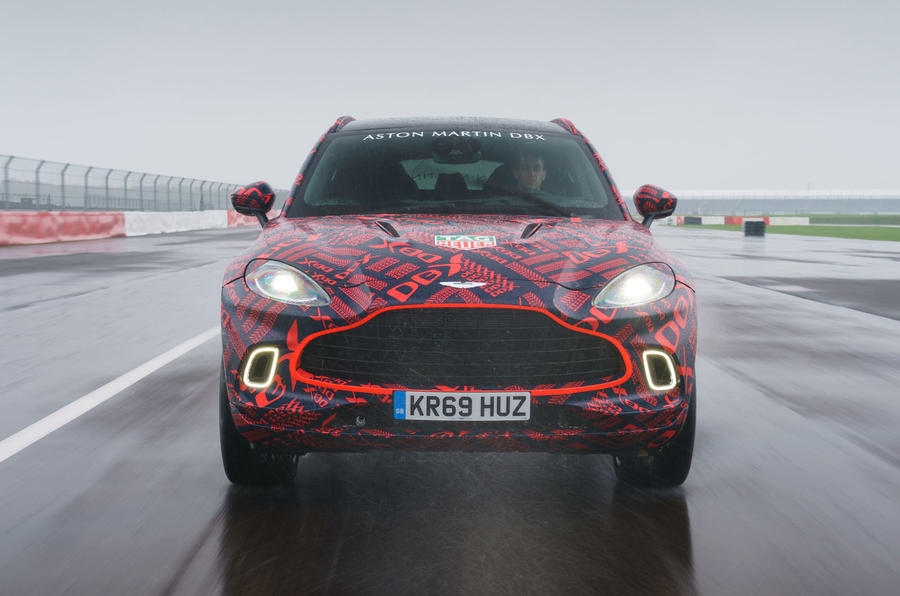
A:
[291,303,633,396]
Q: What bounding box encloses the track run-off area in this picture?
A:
[1,226,898,595]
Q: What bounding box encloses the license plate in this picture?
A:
[393,391,531,421]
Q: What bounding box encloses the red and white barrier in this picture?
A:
[768,216,810,226]
[677,216,810,227]
[226,211,258,227]
[0,210,257,246]
[0,211,125,245]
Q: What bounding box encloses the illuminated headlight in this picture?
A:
[245,260,331,306]
[592,263,675,308]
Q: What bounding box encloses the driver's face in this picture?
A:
[513,156,547,192]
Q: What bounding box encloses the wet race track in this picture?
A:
[1,226,899,595]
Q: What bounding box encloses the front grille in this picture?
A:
[300,307,624,388]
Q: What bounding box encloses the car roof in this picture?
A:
[339,117,567,135]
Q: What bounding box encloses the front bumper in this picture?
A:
[229,387,691,454]
[221,279,697,454]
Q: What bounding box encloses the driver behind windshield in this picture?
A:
[512,151,547,193]
[293,131,622,219]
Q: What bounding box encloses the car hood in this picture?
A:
[225,214,693,291]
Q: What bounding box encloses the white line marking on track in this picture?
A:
[0,326,218,465]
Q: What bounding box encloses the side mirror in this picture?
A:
[231,181,275,227]
[633,185,677,228]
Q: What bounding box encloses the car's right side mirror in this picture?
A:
[231,181,275,227]
[633,185,677,228]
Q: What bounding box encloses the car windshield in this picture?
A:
[287,129,625,219]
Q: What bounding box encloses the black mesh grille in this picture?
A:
[300,308,624,388]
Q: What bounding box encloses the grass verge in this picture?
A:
[806,214,900,225]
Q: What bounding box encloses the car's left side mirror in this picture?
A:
[633,185,677,228]
[231,181,275,227]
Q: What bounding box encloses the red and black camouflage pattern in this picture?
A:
[231,181,275,215]
[279,116,357,214]
[633,184,677,219]
[551,117,631,221]
[221,212,697,454]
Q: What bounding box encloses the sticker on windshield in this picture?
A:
[434,235,497,250]
[362,131,545,141]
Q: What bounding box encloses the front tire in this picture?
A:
[219,368,299,486]
[613,392,696,488]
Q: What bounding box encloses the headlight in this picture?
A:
[245,260,331,306]
[592,263,675,308]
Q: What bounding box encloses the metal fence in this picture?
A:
[5,155,897,216]
[0,154,288,212]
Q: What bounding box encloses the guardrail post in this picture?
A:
[60,163,70,208]
[138,173,147,210]
[35,160,46,208]
[153,174,161,211]
[178,177,185,211]
[124,171,133,210]
[3,155,13,209]
[84,166,93,208]
[104,169,113,209]
[167,177,175,211]
[189,179,198,211]
[199,180,207,210]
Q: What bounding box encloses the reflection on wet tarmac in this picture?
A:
[218,452,693,595]
[5,228,900,594]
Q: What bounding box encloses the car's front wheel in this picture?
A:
[613,391,696,488]
[219,368,299,486]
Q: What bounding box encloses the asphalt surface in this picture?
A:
[1,225,899,595]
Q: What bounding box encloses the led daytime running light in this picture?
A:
[242,346,279,389]
[642,349,678,392]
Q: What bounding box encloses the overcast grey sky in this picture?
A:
[3,0,899,193]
